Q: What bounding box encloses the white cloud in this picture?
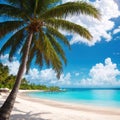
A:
[113,26,120,34]
[58,73,71,85]
[61,0,120,46]
[5,61,20,75]
[40,68,57,81]
[115,0,120,10]
[1,54,20,75]
[26,68,71,86]
[1,54,71,86]
[78,58,120,87]
[0,54,9,61]
[28,68,40,80]
[26,68,56,83]
[1,54,120,88]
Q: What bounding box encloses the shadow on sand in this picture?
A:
[0,98,51,120]
[10,111,51,120]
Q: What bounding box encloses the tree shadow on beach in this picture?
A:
[10,111,51,120]
[0,100,4,107]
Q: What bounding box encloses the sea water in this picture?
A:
[27,88,120,108]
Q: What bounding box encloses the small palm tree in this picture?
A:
[0,0,100,119]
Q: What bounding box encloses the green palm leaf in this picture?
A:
[46,18,92,40]
[46,26,70,48]
[40,2,100,19]
[34,0,60,15]
[43,35,63,78]
[25,29,45,73]
[46,33,67,65]
[25,35,41,73]
[0,4,27,19]
[35,48,43,69]
[26,46,37,73]
[8,28,25,61]
[0,28,25,60]
[0,21,24,39]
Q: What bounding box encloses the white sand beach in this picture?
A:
[0,90,120,120]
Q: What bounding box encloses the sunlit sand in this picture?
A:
[0,90,120,120]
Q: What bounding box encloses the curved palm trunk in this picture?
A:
[0,32,33,120]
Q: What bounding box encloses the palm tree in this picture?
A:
[0,0,100,119]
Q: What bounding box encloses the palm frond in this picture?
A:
[46,33,67,65]
[24,30,45,73]
[20,33,31,61]
[35,0,60,15]
[45,18,92,40]
[6,0,21,5]
[0,21,24,39]
[35,50,43,68]
[4,0,35,18]
[26,35,41,73]
[8,28,25,61]
[0,40,11,56]
[26,46,36,74]
[46,26,70,48]
[20,32,36,56]
[43,35,63,78]
[0,4,26,19]
[34,0,39,16]
[40,2,101,19]
[0,28,25,60]
[19,0,35,17]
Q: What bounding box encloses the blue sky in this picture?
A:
[1,0,120,88]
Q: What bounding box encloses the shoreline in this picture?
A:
[0,90,120,120]
[18,90,120,115]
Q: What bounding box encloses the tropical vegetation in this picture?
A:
[0,0,100,119]
[0,63,60,91]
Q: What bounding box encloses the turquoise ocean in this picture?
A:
[27,88,120,108]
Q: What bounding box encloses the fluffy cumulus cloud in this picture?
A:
[78,58,120,87]
[115,0,120,10]
[1,54,20,75]
[0,54,71,86]
[1,54,120,87]
[0,54,9,61]
[26,68,71,86]
[61,0,120,46]
[26,68,57,83]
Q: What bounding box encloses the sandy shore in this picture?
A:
[0,90,120,120]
